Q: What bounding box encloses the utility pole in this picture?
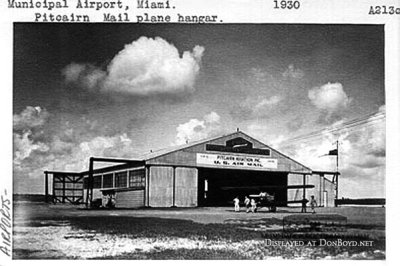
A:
[335,140,339,204]
[336,140,339,173]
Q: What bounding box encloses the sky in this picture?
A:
[13,24,385,198]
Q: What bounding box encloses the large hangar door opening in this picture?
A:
[198,168,288,206]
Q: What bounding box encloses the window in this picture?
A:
[129,169,145,188]
[115,171,128,188]
[103,174,113,188]
[93,175,102,189]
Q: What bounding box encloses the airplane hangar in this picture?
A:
[44,131,338,209]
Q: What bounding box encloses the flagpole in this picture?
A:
[336,140,339,203]
[336,140,339,172]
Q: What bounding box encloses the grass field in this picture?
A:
[13,201,385,259]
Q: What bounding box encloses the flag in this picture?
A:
[328,149,338,156]
[319,148,338,157]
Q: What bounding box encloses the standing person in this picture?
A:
[250,198,257,213]
[244,196,251,213]
[101,192,108,208]
[233,196,240,212]
[310,195,317,214]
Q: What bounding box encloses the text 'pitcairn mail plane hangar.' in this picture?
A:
[44,131,339,209]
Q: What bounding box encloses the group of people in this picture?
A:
[102,193,116,208]
[233,194,318,213]
[233,196,257,213]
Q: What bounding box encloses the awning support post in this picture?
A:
[85,157,94,207]
[172,166,177,207]
[44,171,49,203]
[301,174,307,213]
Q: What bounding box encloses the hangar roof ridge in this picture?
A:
[139,131,312,173]
[139,131,241,161]
[238,131,313,173]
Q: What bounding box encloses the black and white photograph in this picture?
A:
[10,22,388,260]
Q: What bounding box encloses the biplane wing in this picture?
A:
[220,184,314,191]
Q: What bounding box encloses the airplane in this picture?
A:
[221,184,314,212]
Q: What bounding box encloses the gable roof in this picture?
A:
[139,131,312,172]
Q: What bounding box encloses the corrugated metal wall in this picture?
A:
[324,178,336,207]
[115,190,144,208]
[287,173,306,205]
[175,167,198,207]
[287,173,336,207]
[304,174,320,205]
[149,166,173,207]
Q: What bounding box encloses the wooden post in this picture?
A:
[52,174,55,204]
[72,176,75,204]
[44,171,49,203]
[62,175,65,203]
[319,174,323,207]
[89,157,94,205]
[301,174,307,213]
[172,166,176,207]
[86,157,94,207]
[146,166,150,207]
[142,168,146,207]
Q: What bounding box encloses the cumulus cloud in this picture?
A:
[308,82,352,112]
[245,123,287,149]
[50,136,75,155]
[13,106,51,166]
[13,106,145,194]
[15,117,139,170]
[254,95,282,110]
[342,109,385,165]
[14,117,142,193]
[232,95,283,119]
[14,130,49,165]
[245,105,385,198]
[14,132,143,195]
[204,111,220,124]
[63,36,205,96]
[175,112,221,145]
[40,133,140,172]
[279,106,385,198]
[282,64,304,79]
[62,63,106,90]
[286,112,385,171]
[13,106,50,131]
[62,63,87,82]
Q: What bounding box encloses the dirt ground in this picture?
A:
[13,201,385,259]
